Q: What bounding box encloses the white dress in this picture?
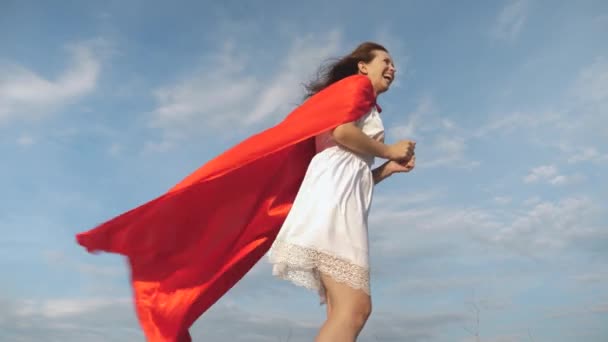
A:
[268,106,385,303]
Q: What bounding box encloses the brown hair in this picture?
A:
[303,41,388,99]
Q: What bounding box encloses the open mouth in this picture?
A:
[383,75,393,83]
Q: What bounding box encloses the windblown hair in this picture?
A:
[303,42,388,99]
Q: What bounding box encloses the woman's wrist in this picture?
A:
[373,161,393,184]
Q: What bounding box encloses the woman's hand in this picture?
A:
[386,140,416,161]
[385,155,416,174]
[372,155,416,184]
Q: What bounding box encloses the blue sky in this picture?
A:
[1,0,607,341]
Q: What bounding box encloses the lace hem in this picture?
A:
[269,240,370,303]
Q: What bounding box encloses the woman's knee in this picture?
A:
[352,299,372,326]
[321,274,372,328]
[336,296,372,329]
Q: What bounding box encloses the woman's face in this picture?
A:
[358,50,396,95]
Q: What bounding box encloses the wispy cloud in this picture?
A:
[360,311,467,342]
[474,110,562,138]
[494,196,512,205]
[246,31,342,123]
[148,41,259,151]
[0,41,103,125]
[371,194,604,258]
[474,57,608,170]
[15,298,131,318]
[523,164,583,185]
[423,136,480,169]
[547,301,608,318]
[391,274,494,295]
[591,302,608,314]
[490,196,604,252]
[491,0,529,41]
[0,297,140,342]
[462,334,527,342]
[0,293,466,342]
[573,57,608,105]
[389,95,435,139]
[44,250,124,278]
[390,96,478,169]
[559,145,608,164]
[567,57,608,142]
[16,134,35,146]
[148,32,345,151]
[573,272,608,284]
[523,165,559,184]
[374,190,442,208]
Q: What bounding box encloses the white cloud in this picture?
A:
[490,196,603,252]
[389,95,435,139]
[523,164,583,185]
[107,142,122,157]
[567,57,608,141]
[361,311,467,342]
[547,301,608,318]
[473,58,608,169]
[44,250,124,278]
[0,41,102,125]
[392,275,493,295]
[389,96,478,169]
[0,295,466,342]
[474,110,562,138]
[16,134,35,146]
[494,196,512,205]
[561,145,608,164]
[523,196,541,206]
[462,334,527,342]
[371,193,604,258]
[591,302,608,313]
[246,31,342,123]
[374,190,442,208]
[148,32,346,150]
[523,165,557,183]
[491,0,529,41]
[573,272,608,284]
[16,298,131,319]
[423,136,469,167]
[593,14,608,27]
[149,40,259,143]
[143,139,177,154]
[0,297,141,342]
[573,57,608,105]
[422,135,480,169]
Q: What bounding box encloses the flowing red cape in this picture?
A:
[76,75,376,341]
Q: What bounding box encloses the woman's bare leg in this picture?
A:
[315,273,371,342]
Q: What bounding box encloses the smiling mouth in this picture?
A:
[383,75,393,83]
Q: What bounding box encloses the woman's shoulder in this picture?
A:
[356,106,382,125]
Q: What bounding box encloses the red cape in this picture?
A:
[76,75,376,341]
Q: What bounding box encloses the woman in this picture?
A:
[76,41,415,342]
[268,42,416,341]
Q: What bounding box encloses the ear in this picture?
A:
[357,61,368,75]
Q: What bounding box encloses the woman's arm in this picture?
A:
[332,122,391,159]
[333,122,415,162]
[372,156,417,185]
[372,161,393,184]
